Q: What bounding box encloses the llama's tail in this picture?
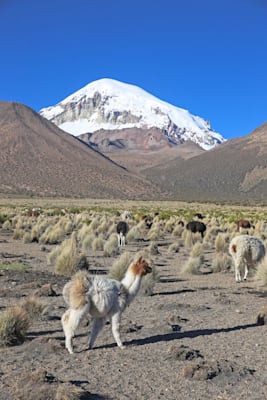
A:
[63,270,91,309]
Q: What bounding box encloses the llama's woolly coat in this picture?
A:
[61,257,152,354]
[229,235,266,282]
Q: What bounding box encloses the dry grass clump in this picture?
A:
[181,242,204,275]
[19,296,48,320]
[182,230,203,249]
[54,233,81,276]
[81,232,96,251]
[0,296,47,347]
[22,232,32,243]
[77,224,91,242]
[254,256,267,287]
[96,218,111,236]
[2,219,11,229]
[108,252,132,281]
[148,241,160,255]
[147,223,163,241]
[103,233,119,257]
[91,235,105,251]
[190,242,204,259]
[43,225,66,244]
[126,225,142,242]
[13,228,24,240]
[0,305,29,346]
[172,224,184,237]
[212,252,233,273]
[215,233,229,253]
[168,242,180,253]
[164,217,176,233]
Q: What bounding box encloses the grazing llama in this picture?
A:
[236,219,254,232]
[229,235,266,282]
[186,221,207,238]
[116,221,129,246]
[61,256,152,354]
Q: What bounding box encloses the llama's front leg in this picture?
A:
[111,312,125,349]
[117,234,121,247]
[61,305,88,354]
[88,318,105,349]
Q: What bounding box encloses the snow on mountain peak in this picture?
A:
[39,78,226,150]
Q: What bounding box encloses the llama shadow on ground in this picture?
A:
[91,322,258,351]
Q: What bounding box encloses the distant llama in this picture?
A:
[186,220,206,238]
[229,235,265,282]
[236,219,254,233]
[116,221,129,246]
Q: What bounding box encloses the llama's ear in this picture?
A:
[137,256,143,262]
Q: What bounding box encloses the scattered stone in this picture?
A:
[167,344,203,361]
[34,283,57,297]
[183,359,255,381]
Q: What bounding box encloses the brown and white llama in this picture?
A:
[61,256,152,354]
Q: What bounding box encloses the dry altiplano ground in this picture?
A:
[0,211,267,400]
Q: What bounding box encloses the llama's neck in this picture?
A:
[121,269,142,303]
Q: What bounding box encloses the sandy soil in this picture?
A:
[0,226,267,400]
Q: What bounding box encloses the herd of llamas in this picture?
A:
[1,206,267,354]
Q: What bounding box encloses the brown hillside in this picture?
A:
[0,102,161,199]
[142,122,267,204]
[107,140,205,173]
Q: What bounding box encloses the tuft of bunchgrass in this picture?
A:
[19,296,48,320]
[212,253,233,273]
[22,232,31,243]
[148,241,160,255]
[103,233,119,257]
[215,233,229,253]
[183,231,194,249]
[82,233,96,251]
[181,242,204,275]
[108,252,133,281]
[0,296,47,347]
[0,305,29,346]
[172,224,184,237]
[168,242,180,253]
[91,236,105,251]
[54,233,80,276]
[181,256,202,275]
[126,225,142,242]
[190,242,204,260]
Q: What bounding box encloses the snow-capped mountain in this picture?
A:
[39,78,225,151]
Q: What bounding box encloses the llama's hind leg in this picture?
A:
[61,305,89,354]
[243,263,249,280]
[88,318,105,349]
[234,257,243,282]
[111,312,125,349]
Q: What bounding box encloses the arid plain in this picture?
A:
[0,199,267,400]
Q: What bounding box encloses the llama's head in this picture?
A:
[131,256,152,276]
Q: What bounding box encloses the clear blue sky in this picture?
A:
[1,0,266,139]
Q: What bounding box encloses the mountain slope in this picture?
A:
[0,101,162,199]
[39,78,225,151]
[142,122,267,203]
